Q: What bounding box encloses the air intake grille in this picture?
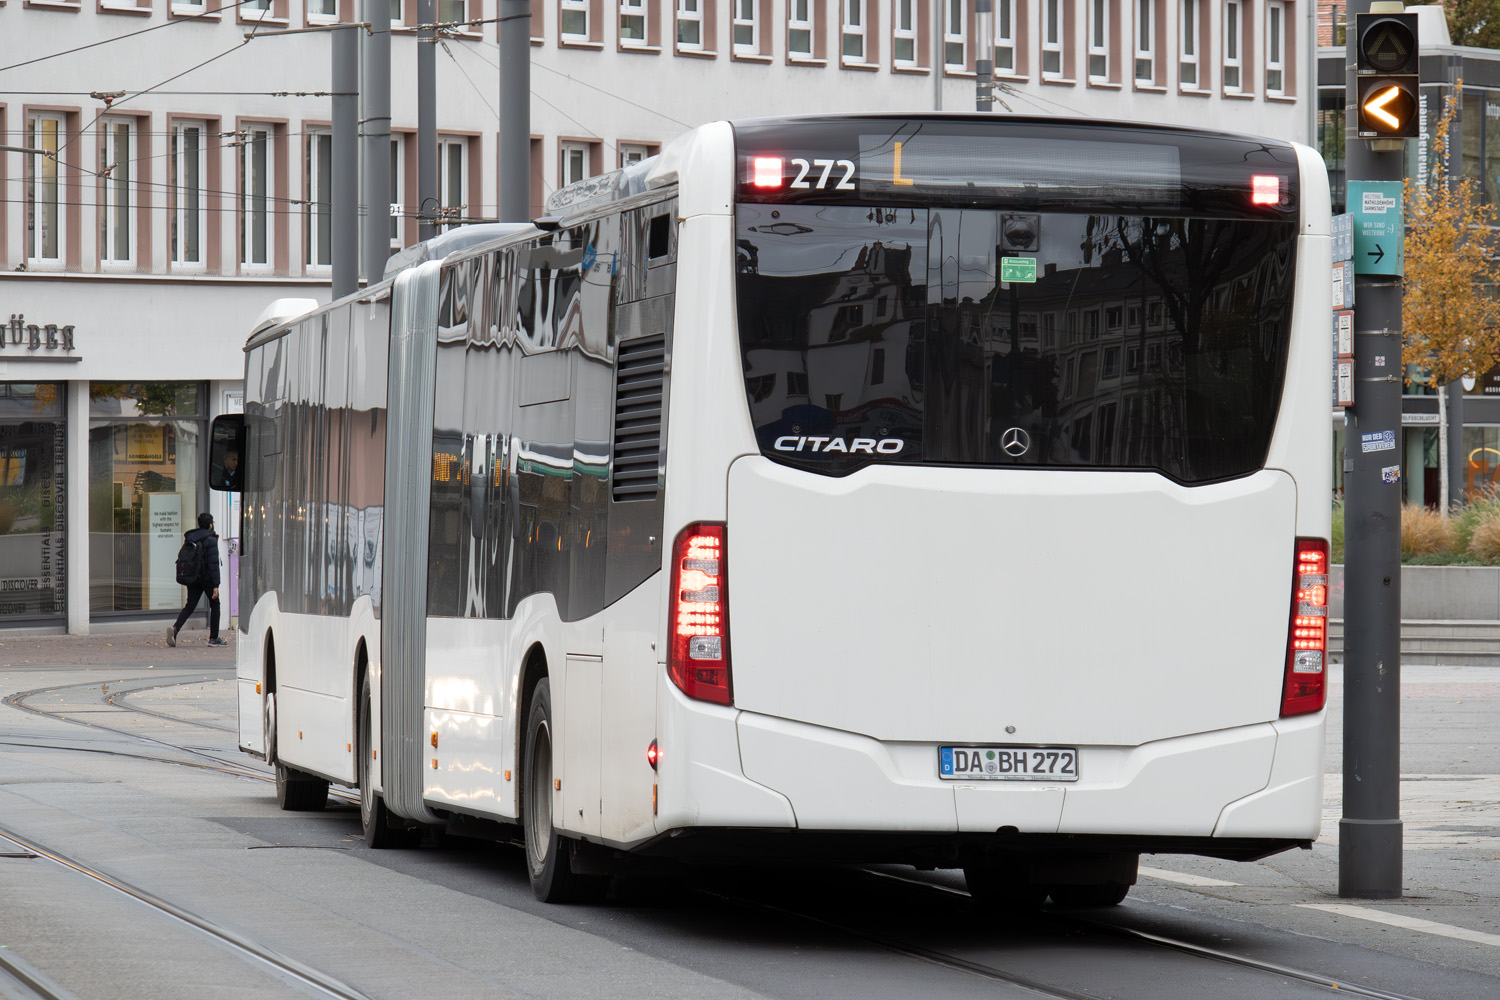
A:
[612,334,666,501]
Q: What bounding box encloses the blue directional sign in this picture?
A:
[1348,180,1403,276]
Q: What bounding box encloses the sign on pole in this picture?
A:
[1349,180,1404,276]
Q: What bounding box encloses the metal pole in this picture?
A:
[1447,382,1465,508]
[417,0,438,241]
[333,24,359,298]
[363,0,392,282]
[497,0,531,223]
[1340,0,1403,900]
[975,0,994,112]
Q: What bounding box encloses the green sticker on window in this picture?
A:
[1000,257,1037,283]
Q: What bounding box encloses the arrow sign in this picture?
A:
[1348,181,1403,276]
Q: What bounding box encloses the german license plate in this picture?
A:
[938,746,1079,781]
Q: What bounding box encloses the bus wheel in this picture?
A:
[359,674,421,849]
[1048,882,1131,907]
[522,678,606,903]
[963,860,1047,910]
[266,689,329,811]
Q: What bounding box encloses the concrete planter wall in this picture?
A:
[1329,564,1500,665]
[1330,564,1500,620]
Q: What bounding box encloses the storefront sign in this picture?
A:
[2,315,77,354]
[126,425,166,463]
[1465,365,1500,396]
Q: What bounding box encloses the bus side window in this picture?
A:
[647,214,671,260]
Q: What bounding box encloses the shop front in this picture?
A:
[0,276,326,633]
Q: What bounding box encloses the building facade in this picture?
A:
[1,0,1312,631]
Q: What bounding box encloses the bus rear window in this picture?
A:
[734,204,1297,485]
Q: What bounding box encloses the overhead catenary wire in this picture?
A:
[0,0,262,75]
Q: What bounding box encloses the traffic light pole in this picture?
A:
[1340,0,1405,899]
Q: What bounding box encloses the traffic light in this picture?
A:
[1355,13,1419,139]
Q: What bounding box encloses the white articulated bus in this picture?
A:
[211,114,1332,906]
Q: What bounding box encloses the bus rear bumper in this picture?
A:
[726,708,1325,844]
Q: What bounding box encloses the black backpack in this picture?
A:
[175,535,205,586]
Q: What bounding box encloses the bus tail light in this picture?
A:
[668,523,732,706]
[1281,538,1329,717]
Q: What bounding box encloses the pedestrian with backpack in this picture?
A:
[167,512,227,648]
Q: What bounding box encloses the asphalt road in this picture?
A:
[0,629,1495,1000]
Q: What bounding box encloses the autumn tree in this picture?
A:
[1403,85,1500,508]
[1444,0,1500,49]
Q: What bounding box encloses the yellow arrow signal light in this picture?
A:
[1365,86,1402,130]
[1356,77,1419,139]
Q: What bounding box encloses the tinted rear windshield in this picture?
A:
[733,119,1300,485]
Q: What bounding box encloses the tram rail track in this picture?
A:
[0,669,1452,1000]
[0,824,372,1000]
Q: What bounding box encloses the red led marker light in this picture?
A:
[646,739,660,771]
[1251,175,1280,206]
[1281,538,1329,717]
[752,157,784,189]
[667,523,732,705]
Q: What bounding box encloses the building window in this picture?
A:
[239,125,273,270]
[1134,0,1153,82]
[171,0,205,12]
[560,141,590,186]
[894,0,919,65]
[99,117,136,268]
[995,0,1016,73]
[677,0,703,50]
[561,0,589,40]
[170,120,207,270]
[25,114,65,267]
[1179,0,1199,86]
[308,0,336,20]
[439,137,467,232]
[440,0,467,27]
[620,0,647,43]
[1223,0,1243,92]
[619,142,653,167]
[1087,0,1109,81]
[734,0,759,54]
[243,0,271,17]
[1042,0,1064,77]
[389,136,405,250]
[1266,0,1287,95]
[87,383,206,618]
[789,0,815,58]
[0,384,66,624]
[944,0,966,70]
[306,129,333,270]
[842,0,866,61]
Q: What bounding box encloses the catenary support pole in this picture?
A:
[363,0,392,282]
[332,24,359,298]
[497,0,531,223]
[975,1,993,111]
[417,0,438,241]
[1340,0,1404,900]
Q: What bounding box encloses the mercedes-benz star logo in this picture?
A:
[1000,427,1032,457]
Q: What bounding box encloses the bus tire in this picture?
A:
[963,860,1047,910]
[359,673,421,849]
[266,689,328,811]
[1047,882,1131,907]
[522,678,606,903]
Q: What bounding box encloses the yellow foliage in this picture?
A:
[1403,84,1500,390]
